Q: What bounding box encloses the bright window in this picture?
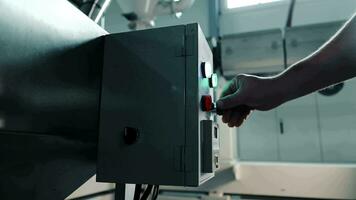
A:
[227,0,282,9]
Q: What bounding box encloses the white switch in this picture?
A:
[201,62,213,78]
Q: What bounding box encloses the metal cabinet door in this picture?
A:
[237,110,279,161]
[277,94,322,162]
[317,79,356,162]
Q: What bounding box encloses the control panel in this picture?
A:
[97,24,220,186]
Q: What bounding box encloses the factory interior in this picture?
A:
[1,0,356,199]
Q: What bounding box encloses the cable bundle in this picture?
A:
[134,184,159,200]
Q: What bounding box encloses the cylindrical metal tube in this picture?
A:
[0,0,107,199]
[0,0,107,139]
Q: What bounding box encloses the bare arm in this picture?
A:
[217,13,356,127]
[275,12,356,103]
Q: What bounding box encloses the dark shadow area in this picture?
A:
[0,0,108,199]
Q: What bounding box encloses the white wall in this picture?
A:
[220,0,290,35]
[293,0,356,26]
[104,0,210,36]
[104,0,356,36]
[220,0,356,36]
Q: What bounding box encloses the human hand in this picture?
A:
[216,74,284,127]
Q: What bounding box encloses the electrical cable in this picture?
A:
[286,0,296,28]
[151,185,160,200]
[134,184,142,200]
[283,0,296,69]
[154,185,160,200]
[140,185,153,200]
[151,186,156,200]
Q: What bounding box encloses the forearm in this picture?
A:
[274,13,356,103]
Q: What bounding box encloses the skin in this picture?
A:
[217,13,356,128]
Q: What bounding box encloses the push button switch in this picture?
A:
[123,127,140,145]
[201,95,214,111]
[208,73,218,88]
[201,62,213,78]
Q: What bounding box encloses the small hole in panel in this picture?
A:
[214,127,218,139]
[214,155,219,168]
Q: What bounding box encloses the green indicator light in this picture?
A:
[209,73,218,88]
[201,78,210,88]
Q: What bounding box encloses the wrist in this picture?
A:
[269,74,292,105]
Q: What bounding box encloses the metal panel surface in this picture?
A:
[317,78,356,163]
[0,132,97,200]
[97,24,218,186]
[221,29,284,76]
[286,21,344,66]
[185,24,217,186]
[98,25,187,186]
[277,94,322,162]
[237,110,279,161]
[0,0,107,137]
[0,0,107,199]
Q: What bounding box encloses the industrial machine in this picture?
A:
[97,24,220,187]
[0,0,218,199]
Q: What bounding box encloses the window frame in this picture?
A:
[221,0,289,14]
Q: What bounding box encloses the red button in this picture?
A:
[201,95,213,111]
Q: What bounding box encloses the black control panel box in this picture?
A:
[97,24,219,186]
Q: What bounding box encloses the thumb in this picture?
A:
[217,91,245,111]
